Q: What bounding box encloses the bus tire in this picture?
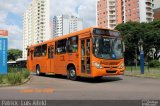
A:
[36,65,44,76]
[68,67,77,81]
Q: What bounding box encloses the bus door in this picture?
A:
[80,38,91,75]
[47,45,54,73]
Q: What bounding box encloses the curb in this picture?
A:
[0,76,31,87]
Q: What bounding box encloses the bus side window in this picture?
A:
[56,39,67,54]
[86,39,90,56]
[34,46,41,57]
[42,44,47,56]
[48,46,54,58]
[68,36,78,53]
[27,49,30,56]
[34,44,47,57]
[81,40,85,56]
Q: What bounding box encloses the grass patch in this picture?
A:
[125,66,160,78]
[125,66,160,72]
[0,68,30,85]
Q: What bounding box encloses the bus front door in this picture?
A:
[80,39,91,75]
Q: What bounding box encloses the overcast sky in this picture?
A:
[0,0,159,50]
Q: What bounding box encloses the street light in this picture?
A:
[139,38,144,74]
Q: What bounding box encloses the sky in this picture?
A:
[0,0,97,50]
[0,0,159,50]
[154,0,160,9]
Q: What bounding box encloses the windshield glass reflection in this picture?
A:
[93,36,123,59]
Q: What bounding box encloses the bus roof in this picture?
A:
[27,27,117,49]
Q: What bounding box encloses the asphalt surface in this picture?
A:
[0,74,160,100]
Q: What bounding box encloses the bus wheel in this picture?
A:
[68,67,77,81]
[36,65,41,76]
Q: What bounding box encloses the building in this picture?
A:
[97,0,154,29]
[96,0,123,29]
[23,0,51,59]
[125,0,154,23]
[53,15,83,37]
[154,8,160,20]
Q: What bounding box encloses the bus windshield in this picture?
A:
[93,36,123,59]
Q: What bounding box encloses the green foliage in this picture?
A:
[0,68,30,85]
[8,49,22,61]
[21,69,30,79]
[7,73,22,84]
[148,60,160,68]
[115,20,160,65]
[0,75,3,84]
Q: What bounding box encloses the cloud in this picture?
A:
[0,0,31,16]
[0,12,8,24]
[0,0,30,50]
[78,0,97,28]
[51,0,97,28]
[0,17,22,50]
[154,0,160,9]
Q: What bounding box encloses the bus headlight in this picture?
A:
[92,61,103,69]
[118,63,124,69]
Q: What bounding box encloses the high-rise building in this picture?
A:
[125,0,154,23]
[96,0,123,29]
[23,0,51,59]
[97,0,154,29]
[53,15,83,37]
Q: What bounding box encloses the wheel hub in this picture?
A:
[70,69,75,77]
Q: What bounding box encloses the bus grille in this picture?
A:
[104,66,117,68]
[101,61,119,65]
[106,70,117,74]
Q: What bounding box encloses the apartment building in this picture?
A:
[53,15,83,37]
[125,0,154,23]
[97,0,154,29]
[23,0,51,59]
[97,0,123,29]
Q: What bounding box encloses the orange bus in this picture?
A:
[27,27,125,80]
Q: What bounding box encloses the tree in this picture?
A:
[115,21,160,65]
[148,20,160,60]
[8,49,22,61]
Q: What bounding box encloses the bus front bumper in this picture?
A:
[91,67,125,77]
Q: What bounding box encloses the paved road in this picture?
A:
[0,74,160,100]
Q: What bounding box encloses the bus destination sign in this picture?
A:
[93,28,120,37]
